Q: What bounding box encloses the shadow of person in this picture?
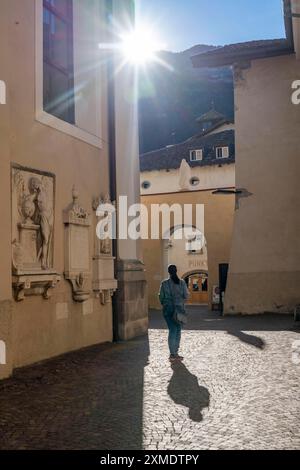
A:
[227,329,265,349]
[167,362,210,422]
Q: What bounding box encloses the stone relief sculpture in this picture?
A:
[12,239,24,273]
[93,193,114,256]
[69,186,89,221]
[13,171,54,270]
[30,177,54,270]
[11,166,60,301]
[100,232,112,256]
[64,186,91,302]
[92,194,117,305]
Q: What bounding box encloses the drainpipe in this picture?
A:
[106,0,119,342]
[284,0,295,49]
[290,0,300,59]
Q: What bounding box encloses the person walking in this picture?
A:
[159,265,189,363]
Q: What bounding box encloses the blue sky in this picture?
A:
[137,0,285,52]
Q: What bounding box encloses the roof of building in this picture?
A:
[191,38,293,68]
[196,108,226,123]
[191,1,294,68]
[186,117,233,141]
[140,129,235,172]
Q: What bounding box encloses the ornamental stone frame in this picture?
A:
[92,194,117,305]
[11,165,61,301]
[63,186,91,302]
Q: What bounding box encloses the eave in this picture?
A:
[191,41,294,68]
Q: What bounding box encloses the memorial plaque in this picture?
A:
[70,225,90,271]
[11,165,60,301]
[64,186,91,302]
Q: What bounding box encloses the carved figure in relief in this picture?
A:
[12,239,24,271]
[97,194,113,256]
[100,227,112,255]
[13,171,54,271]
[76,272,85,290]
[70,186,89,220]
[22,193,36,224]
[11,167,60,301]
[29,177,54,270]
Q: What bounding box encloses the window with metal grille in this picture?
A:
[43,0,75,124]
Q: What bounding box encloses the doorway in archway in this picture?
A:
[184,271,209,305]
[162,226,208,305]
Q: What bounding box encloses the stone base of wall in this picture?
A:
[224,271,300,314]
[0,300,13,379]
[116,260,148,340]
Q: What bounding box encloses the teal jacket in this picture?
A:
[159,278,189,313]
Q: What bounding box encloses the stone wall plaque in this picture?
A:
[92,194,117,304]
[64,186,91,302]
[70,226,90,272]
[11,165,60,301]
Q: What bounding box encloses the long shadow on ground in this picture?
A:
[150,306,299,350]
[0,307,298,449]
[168,362,210,422]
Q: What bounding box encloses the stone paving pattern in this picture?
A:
[0,307,299,450]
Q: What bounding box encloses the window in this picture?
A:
[186,233,205,254]
[190,149,203,162]
[141,181,151,190]
[43,0,75,124]
[190,176,200,187]
[216,146,229,159]
[36,0,103,147]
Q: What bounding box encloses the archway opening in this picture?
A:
[162,225,208,305]
[184,271,209,305]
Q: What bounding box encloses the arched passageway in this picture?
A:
[183,271,209,305]
[162,226,208,304]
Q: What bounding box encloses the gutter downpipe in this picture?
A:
[284,0,295,49]
[106,0,119,342]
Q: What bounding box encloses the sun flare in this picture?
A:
[121,27,165,65]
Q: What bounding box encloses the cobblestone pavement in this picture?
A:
[0,307,300,450]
